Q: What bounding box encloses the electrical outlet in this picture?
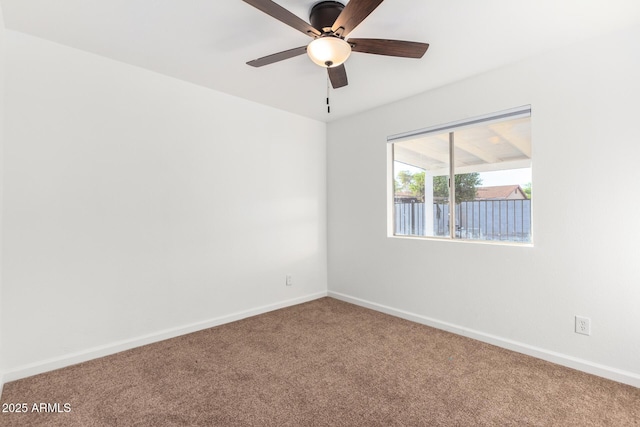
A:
[285,275,292,286]
[575,316,591,336]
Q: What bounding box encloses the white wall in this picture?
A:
[0,5,5,393]
[327,24,640,386]
[1,31,327,378]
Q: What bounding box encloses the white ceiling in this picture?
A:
[394,117,531,176]
[1,0,639,122]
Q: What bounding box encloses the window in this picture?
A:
[389,106,532,243]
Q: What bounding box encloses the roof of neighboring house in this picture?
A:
[395,191,422,202]
[475,185,528,200]
[395,191,414,198]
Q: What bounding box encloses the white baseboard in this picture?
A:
[2,291,327,385]
[328,291,640,389]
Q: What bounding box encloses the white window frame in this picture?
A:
[387,106,532,245]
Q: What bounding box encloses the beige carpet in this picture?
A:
[1,297,638,426]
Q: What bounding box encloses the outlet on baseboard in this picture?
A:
[285,275,292,286]
[575,316,591,336]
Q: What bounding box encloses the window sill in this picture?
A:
[389,234,534,248]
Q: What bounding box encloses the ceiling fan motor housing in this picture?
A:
[310,1,345,33]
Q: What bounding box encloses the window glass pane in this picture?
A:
[390,108,532,244]
[393,133,450,238]
[453,117,532,242]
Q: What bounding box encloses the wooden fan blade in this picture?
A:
[331,0,384,37]
[328,64,348,89]
[242,0,320,37]
[247,46,308,67]
[349,38,429,58]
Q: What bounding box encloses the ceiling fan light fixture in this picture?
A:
[307,36,351,68]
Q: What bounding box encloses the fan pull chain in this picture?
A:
[326,75,331,114]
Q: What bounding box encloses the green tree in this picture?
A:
[408,172,425,200]
[395,170,425,201]
[522,182,532,199]
[433,173,482,203]
[396,170,482,203]
[395,170,415,193]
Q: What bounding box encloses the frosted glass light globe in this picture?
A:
[307,37,352,68]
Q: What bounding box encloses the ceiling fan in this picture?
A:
[242,0,429,89]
